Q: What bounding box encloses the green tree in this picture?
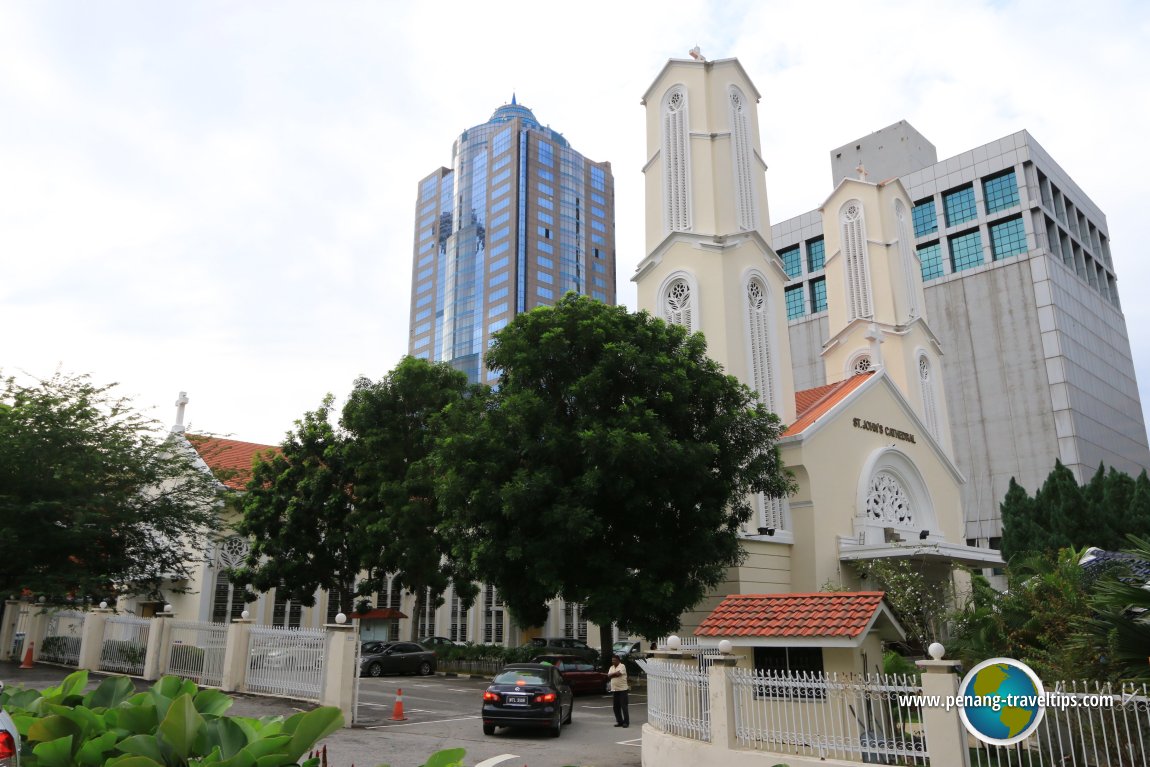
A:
[434,294,794,656]
[231,396,382,616]
[0,372,224,600]
[341,357,479,640]
[1001,461,1150,560]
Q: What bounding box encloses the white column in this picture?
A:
[220,618,253,692]
[78,608,113,671]
[320,623,358,728]
[916,657,972,767]
[707,655,738,749]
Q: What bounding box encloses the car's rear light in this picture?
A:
[483,691,500,702]
[0,731,16,760]
[534,692,557,703]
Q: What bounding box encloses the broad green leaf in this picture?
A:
[7,688,44,709]
[76,730,120,767]
[58,670,90,699]
[110,704,159,734]
[237,734,290,760]
[424,748,467,767]
[193,689,234,717]
[86,675,137,709]
[253,755,295,767]
[116,733,166,762]
[106,755,167,767]
[31,734,75,767]
[157,694,206,760]
[45,702,102,736]
[197,750,256,767]
[281,707,342,761]
[202,717,251,760]
[27,714,81,744]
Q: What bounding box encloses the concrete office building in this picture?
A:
[771,121,1150,547]
[408,98,617,383]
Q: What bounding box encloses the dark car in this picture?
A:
[482,663,574,737]
[359,641,437,677]
[527,637,598,662]
[612,640,643,659]
[531,654,609,695]
[418,635,465,648]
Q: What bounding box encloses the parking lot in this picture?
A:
[341,673,646,767]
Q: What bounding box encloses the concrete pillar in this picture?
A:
[0,601,23,660]
[78,608,113,671]
[220,619,253,693]
[142,610,174,681]
[916,658,972,767]
[321,623,358,728]
[20,606,49,664]
[707,655,738,749]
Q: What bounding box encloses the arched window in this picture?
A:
[663,276,695,333]
[919,354,940,439]
[840,200,873,320]
[729,85,756,231]
[662,86,692,233]
[895,200,919,318]
[211,537,250,624]
[865,471,914,526]
[849,353,873,376]
[744,276,775,410]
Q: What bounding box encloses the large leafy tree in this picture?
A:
[0,372,224,600]
[1001,461,1150,560]
[232,396,383,616]
[341,357,479,640]
[434,294,794,655]
[1085,534,1150,681]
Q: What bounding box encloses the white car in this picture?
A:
[0,681,19,767]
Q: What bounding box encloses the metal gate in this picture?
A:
[40,610,86,666]
[99,615,151,675]
[165,620,228,687]
[245,626,326,701]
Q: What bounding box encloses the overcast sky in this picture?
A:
[3,0,1148,450]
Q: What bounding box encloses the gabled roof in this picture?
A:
[784,373,875,437]
[695,591,905,647]
[186,435,278,490]
[354,608,408,621]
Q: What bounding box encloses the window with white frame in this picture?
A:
[895,199,919,318]
[663,277,695,332]
[211,537,250,624]
[729,85,756,231]
[483,584,505,644]
[919,355,940,439]
[662,86,691,233]
[840,200,873,321]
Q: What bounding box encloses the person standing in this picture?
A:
[608,654,629,727]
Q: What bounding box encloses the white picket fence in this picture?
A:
[730,668,928,764]
[971,680,1150,767]
[164,620,228,688]
[99,615,150,675]
[244,625,327,700]
[40,610,85,666]
[646,659,711,741]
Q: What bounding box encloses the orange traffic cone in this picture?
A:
[19,642,34,669]
[390,688,407,721]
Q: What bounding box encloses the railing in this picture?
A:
[164,620,228,687]
[40,610,86,666]
[731,668,928,764]
[971,680,1150,767]
[646,659,711,741]
[99,615,150,675]
[245,626,327,701]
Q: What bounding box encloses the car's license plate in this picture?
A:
[506,695,528,706]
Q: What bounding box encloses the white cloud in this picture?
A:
[1,0,1148,448]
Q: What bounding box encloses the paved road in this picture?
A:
[1,663,644,767]
[340,674,646,767]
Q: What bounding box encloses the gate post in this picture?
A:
[707,654,739,749]
[77,607,113,671]
[0,601,23,660]
[220,616,253,693]
[321,622,357,728]
[142,608,173,681]
[917,646,972,767]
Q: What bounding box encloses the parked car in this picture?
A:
[254,645,323,671]
[359,641,437,677]
[527,637,598,662]
[482,663,573,738]
[531,654,609,695]
[0,681,19,767]
[612,640,643,659]
[418,635,465,648]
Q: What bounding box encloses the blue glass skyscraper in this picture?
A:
[408,98,616,383]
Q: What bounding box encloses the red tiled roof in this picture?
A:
[187,434,279,490]
[695,592,887,638]
[354,608,408,621]
[783,372,874,437]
